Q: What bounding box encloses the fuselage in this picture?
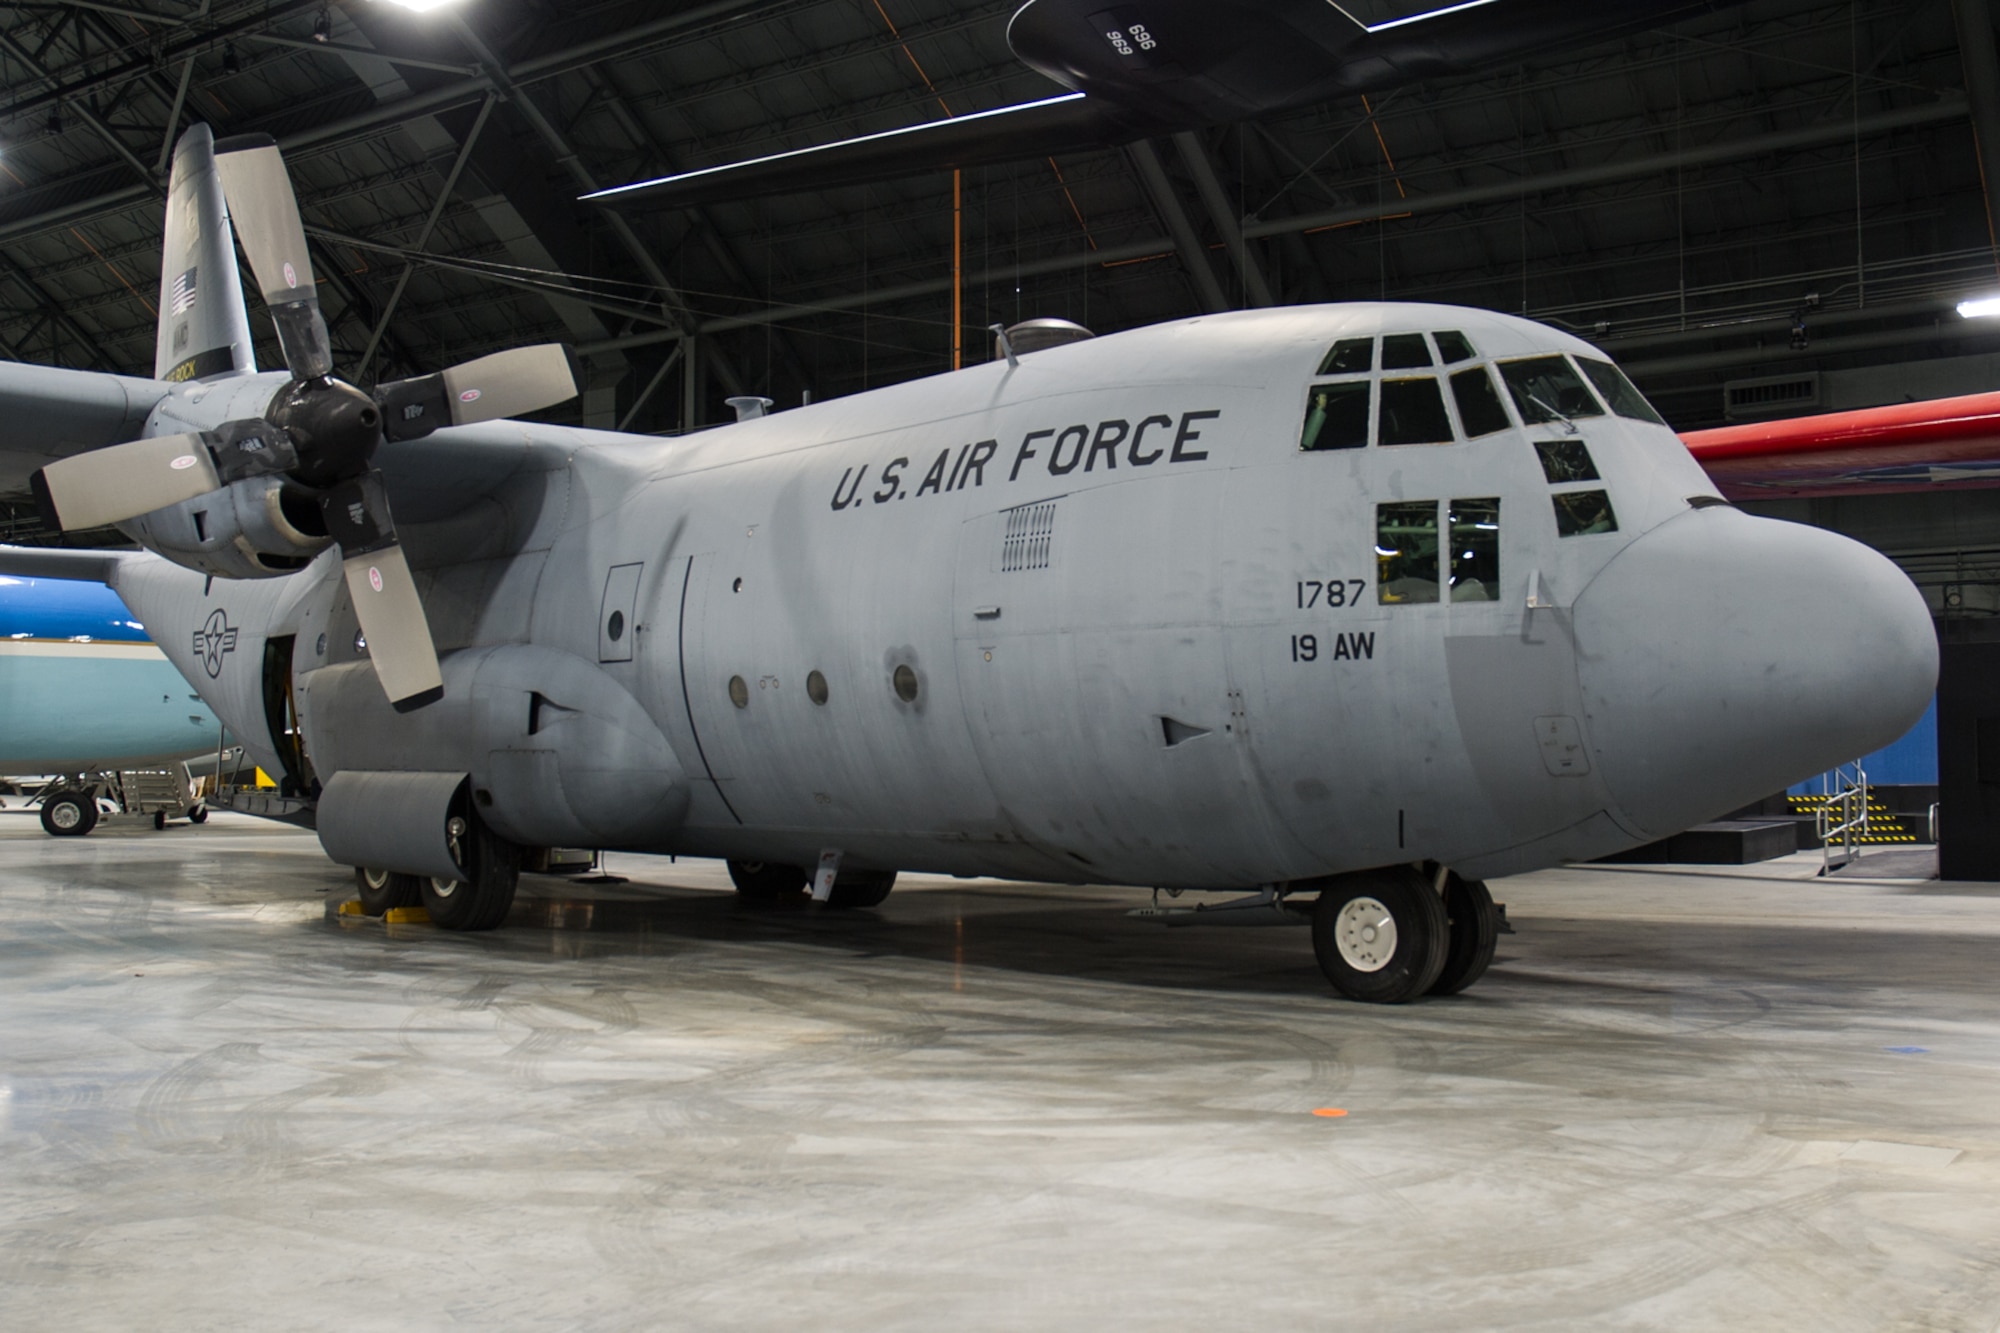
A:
[112,303,1938,887]
[0,575,219,771]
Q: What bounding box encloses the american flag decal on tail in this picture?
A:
[169,267,198,316]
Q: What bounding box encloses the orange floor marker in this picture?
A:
[1311,1108,1348,1118]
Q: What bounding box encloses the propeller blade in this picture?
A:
[32,433,221,532]
[213,133,333,380]
[376,345,578,442]
[320,472,443,711]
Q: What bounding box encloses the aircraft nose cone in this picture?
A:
[1572,507,1936,840]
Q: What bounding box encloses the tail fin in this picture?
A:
[155,124,256,384]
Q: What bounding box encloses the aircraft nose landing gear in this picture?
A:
[1310,865,1501,1002]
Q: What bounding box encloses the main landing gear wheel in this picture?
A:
[354,866,422,917]
[1429,872,1499,997]
[419,817,519,931]
[824,870,897,910]
[187,805,208,824]
[1311,867,1448,1004]
[727,859,807,907]
[40,791,98,838]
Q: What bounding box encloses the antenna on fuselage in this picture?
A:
[989,323,1019,370]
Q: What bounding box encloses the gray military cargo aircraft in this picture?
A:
[0,126,1936,1003]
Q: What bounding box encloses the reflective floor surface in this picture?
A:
[3,810,1998,1331]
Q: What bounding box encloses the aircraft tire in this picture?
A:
[188,805,208,824]
[1428,873,1499,997]
[421,825,520,931]
[354,866,421,917]
[824,870,897,910]
[40,791,97,838]
[1311,867,1448,1003]
[153,810,167,831]
[728,859,808,907]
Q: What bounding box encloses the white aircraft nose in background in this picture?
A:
[1573,505,1937,841]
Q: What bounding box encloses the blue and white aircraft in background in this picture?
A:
[0,573,219,834]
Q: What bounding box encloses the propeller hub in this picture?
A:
[269,376,381,488]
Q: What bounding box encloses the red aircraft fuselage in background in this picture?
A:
[1680,392,2000,499]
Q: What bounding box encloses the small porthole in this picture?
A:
[728,675,749,708]
[315,633,326,657]
[732,577,743,593]
[606,610,625,642]
[893,664,919,702]
[807,670,829,705]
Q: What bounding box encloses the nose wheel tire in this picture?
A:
[419,821,519,931]
[354,865,422,917]
[1311,867,1448,1003]
[40,791,98,837]
[728,859,809,907]
[1429,873,1499,997]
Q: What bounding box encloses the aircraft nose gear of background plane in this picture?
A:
[1308,865,1501,1003]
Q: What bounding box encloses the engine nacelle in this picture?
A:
[299,643,691,852]
[117,473,332,580]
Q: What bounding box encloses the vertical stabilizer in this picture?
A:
[155,124,256,384]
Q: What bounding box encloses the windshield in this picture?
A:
[1497,357,1605,425]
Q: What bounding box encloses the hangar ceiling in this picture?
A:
[0,0,1995,452]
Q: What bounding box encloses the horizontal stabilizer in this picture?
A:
[587,93,1134,210]
[0,543,128,585]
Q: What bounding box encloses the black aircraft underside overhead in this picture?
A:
[586,0,1741,211]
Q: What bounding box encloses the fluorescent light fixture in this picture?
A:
[583,93,1088,201]
[1367,0,1502,34]
[1959,295,2000,319]
[378,0,463,12]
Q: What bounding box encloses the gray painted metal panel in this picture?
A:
[316,769,468,882]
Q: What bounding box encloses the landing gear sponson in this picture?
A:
[1310,865,1498,1003]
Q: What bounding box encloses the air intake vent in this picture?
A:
[1724,372,1820,420]
[999,500,1058,572]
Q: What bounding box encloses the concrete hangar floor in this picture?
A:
[1,813,1995,1331]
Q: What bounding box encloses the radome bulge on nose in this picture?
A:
[1571,507,1936,840]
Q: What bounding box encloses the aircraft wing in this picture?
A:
[1681,392,2000,499]
[0,544,130,584]
[0,362,170,496]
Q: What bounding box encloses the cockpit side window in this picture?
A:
[1534,439,1600,483]
[1378,378,1455,446]
[1381,333,1432,369]
[1552,490,1619,537]
[1449,366,1513,437]
[1449,498,1500,602]
[1377,501,1440,604]
[1433,330,1476,363]
[1576,357,1667,425]
[1497,356,1606,425]
[1301,381,1372,451]
[1317,338,1374,375]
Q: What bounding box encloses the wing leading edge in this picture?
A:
[1682,392,2000,499]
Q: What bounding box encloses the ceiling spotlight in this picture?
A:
[222,43,240,75]
[1959,295,2000,319]
[312,7,333,42]
[378,0,465,11]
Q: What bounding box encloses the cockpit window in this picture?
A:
[1449,366,1512,437]
[1377,501,1440,603]
[1381,333,1432,369]
[1533,438,1600,483]
[1301,381,1371,451]
[1576,357,1667,425]
[1552,490,1619,537]
[1378,378,1455,446]
[1449,498,1500,602]
[1498,357,1605,425]
[1433,330,1476,363]
[1317,338,1373,375]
